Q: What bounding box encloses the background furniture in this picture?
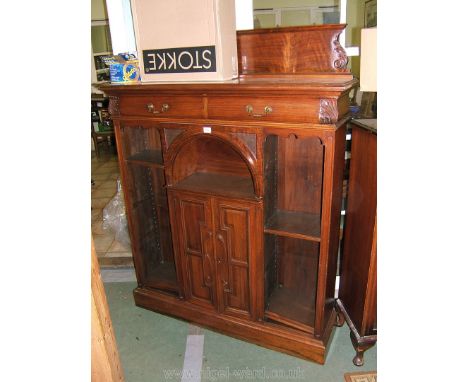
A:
[91,0,112,85]
[100,24,357,364]
[92,95,115,158]
[92,129,115,158]
[336,118,377,366]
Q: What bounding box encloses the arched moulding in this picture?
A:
[286,132,325,147]
[165,130,262,199]
[108,96,120,117]
[264,129,325,147]
[319,99,338,124]
[332,38,348,71]
[166,129,258,170]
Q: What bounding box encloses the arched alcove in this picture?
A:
[169,135,257,200]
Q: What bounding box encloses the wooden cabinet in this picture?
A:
[100,25,357,364]
[336,119,377,366]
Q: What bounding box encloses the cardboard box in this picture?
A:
[130,0,238,82]
[109,60,140,83]
[102,54,141,83]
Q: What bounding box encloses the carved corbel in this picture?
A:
[319,99,338,124]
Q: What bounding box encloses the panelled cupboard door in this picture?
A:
[169,190,262,319]
[168,191,217,310]
[213,198,261,319]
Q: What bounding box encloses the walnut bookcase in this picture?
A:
[100,24,357,364]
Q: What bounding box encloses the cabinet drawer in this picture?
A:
[119,95,204,118]
[207,96,319,123]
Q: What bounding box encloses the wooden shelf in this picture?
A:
[265,210,321,241]
[170,172,256,200]
[126,150,164,167]
[265,286,315,334]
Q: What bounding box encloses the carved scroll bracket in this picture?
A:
[319,99,338,124]
[108,96,120,117]
[332,38,348,72]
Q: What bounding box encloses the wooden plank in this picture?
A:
[91,240,125,382]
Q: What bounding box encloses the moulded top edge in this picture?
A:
[97,78,358,95]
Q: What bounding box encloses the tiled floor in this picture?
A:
[92,149,134,268]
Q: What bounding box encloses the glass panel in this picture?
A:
[121,125,176,292]
[254,13,276,28]
[264,234,319,332]
[122,126,163,165]
[252,1,341,29]
[91,25,113,54]
[126,162,176,292]
[263,133,324,332]
[323,10,340,24]
[164,127,185,148]
[231,131,257,155]
[281,10,310,27]
[264,135,324,241]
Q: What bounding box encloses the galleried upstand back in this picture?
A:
[100,25,357,364]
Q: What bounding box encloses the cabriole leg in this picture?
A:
[350,330,376,366]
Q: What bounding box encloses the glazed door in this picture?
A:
[213,198,262,319]
[168,191,217,309]
[116,122,178,294]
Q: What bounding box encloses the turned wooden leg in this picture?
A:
[350,330,376,367]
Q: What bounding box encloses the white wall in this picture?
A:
[236,0,254,30]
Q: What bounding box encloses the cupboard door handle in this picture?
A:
[222,280,232,293]
[216,233,226,263]
[146,103,170,114]
[204,253,212,285]
[245,104,273,118]
[201,228,213,287]
[216,232,232,293]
